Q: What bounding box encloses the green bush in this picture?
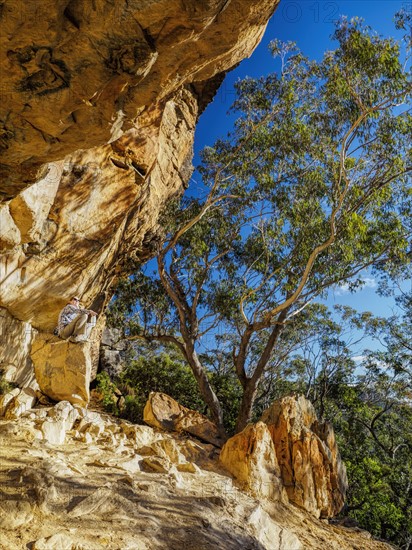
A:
[0,376,16,395]
[95,372,120,415]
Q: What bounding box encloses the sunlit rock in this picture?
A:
[262,395,348,518]
[143,391,224,446]
[31,333,91,407]
[220,421,287,501]
[4,386,38,419]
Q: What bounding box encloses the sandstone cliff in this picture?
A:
[0,0,277,385]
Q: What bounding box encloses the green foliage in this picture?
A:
[0,376,15,395]
[95,372,120,415]
[108,14,411,434]
[268,300,412,548]
[208,370,243,435]
[332,383,412,546]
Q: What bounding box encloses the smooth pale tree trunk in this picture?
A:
[185,345,226,437]
[235,379,259,433]
[235,313,288,433]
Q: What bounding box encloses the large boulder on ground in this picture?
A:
[220,421,287,502]
[143,392,224,447]
[261,395,348,518]
[31,334,91,407]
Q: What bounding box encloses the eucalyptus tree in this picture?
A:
[112,15,412,435]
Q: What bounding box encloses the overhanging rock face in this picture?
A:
[0,0,278,384]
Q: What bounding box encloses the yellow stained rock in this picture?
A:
[219,421,287,502]
[31,333,91,407]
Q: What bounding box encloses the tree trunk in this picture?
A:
[234,311,289,433]
[185,346,226,437]
[235,378,259,433]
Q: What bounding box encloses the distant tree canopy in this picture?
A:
[108,14,412,436]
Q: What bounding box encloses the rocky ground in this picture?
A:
[0,401,393,550]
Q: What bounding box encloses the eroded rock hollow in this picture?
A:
[0,0,278,383]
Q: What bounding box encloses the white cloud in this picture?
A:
[352,355,366,363]
[334,277,377,296]
[362,277,377,289]
[335,283,349,296]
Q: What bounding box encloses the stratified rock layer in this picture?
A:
[31,333,91,406]
[262,395,348,518]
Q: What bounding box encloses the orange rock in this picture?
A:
[31,333,91,407]
[143,392,224,447]
[219,421,287,502]
[262,395,347,518]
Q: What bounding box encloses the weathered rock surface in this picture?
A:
[262,395,348,519]
[31,333,91,406]
[0,307,35,386]
[0,387,21,416]
[99,327,129,377]
[144,391,224,447]
[4,385,38,419]
[0,500,34,530]
[0,405,392,550]
[220,421,287,502]
[0,0,278,189]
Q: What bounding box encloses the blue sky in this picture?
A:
[191,0,410,337]
[194,0,409,158]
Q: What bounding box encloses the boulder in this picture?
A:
[48,400,79,427]
[143,392,224,447]
[144,392,182,431]
[31,333,91,407]
[175,409,225,448]
[0,387,20,416]
[261,395,348,518]
[120,422,161,448]
[4,387,37,419]
[39,401,79,445]
[219,422,286,501]
[41,418,67,445]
